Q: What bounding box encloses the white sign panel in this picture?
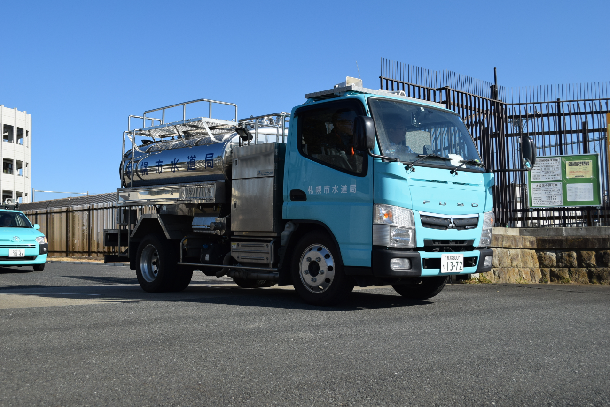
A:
[531,157,562,181]
[566,183,594,202]
[531,182,563,206]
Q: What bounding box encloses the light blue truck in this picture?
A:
[105,78,535,305]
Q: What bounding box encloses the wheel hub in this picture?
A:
[140,244,159,283]
[299,244,335,293]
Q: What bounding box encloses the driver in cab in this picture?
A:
[329,109,357,156]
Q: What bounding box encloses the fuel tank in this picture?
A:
[121,128,284,187]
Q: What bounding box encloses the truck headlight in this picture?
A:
[373,204,415,248]
[36,236,47,244]
[478,211,493,247]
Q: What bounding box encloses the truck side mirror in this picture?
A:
[353,116,376,151]
[521,135,537,170]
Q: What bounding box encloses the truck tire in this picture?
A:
[169,267,193,292]
[291,231,353,306]
[392,276,448,300]
[136,234,185,293]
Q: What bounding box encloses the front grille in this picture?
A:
[0,244,36,248]
[423,239,475,252]
[423,256,478,269]
[420,213,478,231]
[0,256,37,261]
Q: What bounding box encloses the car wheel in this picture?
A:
[33,263,45,272]
[291,231,353,306]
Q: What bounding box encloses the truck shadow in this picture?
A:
[3,276,433,310]
[64,275,139,285]
[167,285,433,311]
[65,274,434,310]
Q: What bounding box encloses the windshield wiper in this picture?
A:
[405,154,451,172]
[450,159,486,175]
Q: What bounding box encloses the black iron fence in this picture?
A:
[380,58,609,227]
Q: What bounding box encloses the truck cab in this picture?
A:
[281,79,494,304]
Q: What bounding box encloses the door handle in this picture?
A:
[290,189,307,201]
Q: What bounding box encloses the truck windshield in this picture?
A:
[369,98,483,170]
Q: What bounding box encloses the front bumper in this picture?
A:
[371,247,493,278]
[0,243,48,265]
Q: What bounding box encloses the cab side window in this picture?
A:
[297,102,366,175]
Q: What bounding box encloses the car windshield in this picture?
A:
[369,98,483,170]
[0,212,33,228]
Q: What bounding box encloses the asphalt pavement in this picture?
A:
[1,263,609,406]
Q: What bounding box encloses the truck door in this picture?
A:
[283,99,373,267]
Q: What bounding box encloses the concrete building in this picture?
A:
[0,106,31,203]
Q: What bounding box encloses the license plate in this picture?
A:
[441,254,463,273]
[179,185,214,201]
[9,249,25,258]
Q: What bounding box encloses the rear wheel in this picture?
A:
[392,276,448,300]
[291,232,353,306]
[136,235,190,292]
[170,267,193,292]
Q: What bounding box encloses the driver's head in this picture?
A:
[332,109,356,136]
[385,114,406,144]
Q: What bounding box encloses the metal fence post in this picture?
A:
[66,207,70,257]
[87,205,92,257]
[556,98,564,156]
[582,120,589,154]
[444,87,451,111]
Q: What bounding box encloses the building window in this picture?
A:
[3,125,14,143]
[16,161,23,176]
[3,159,13,174]
[16,128,24,145]
[2,190,12,204]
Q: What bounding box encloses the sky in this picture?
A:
[1,0,609,201]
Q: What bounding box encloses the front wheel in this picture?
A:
[291,232,353,306]
[392,276,448,300]
[33,263,45,272]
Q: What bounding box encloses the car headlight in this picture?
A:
[478,211,493,247]
[35,236,47,244]
[373,204,415,248]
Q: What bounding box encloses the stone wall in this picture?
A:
[477,227,610,285]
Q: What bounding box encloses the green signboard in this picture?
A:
[527,154,602,208]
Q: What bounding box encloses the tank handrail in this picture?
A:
[128,115,162,132]
[141,98,238,127]
[239,112,290,144]
[238,112,290,123]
